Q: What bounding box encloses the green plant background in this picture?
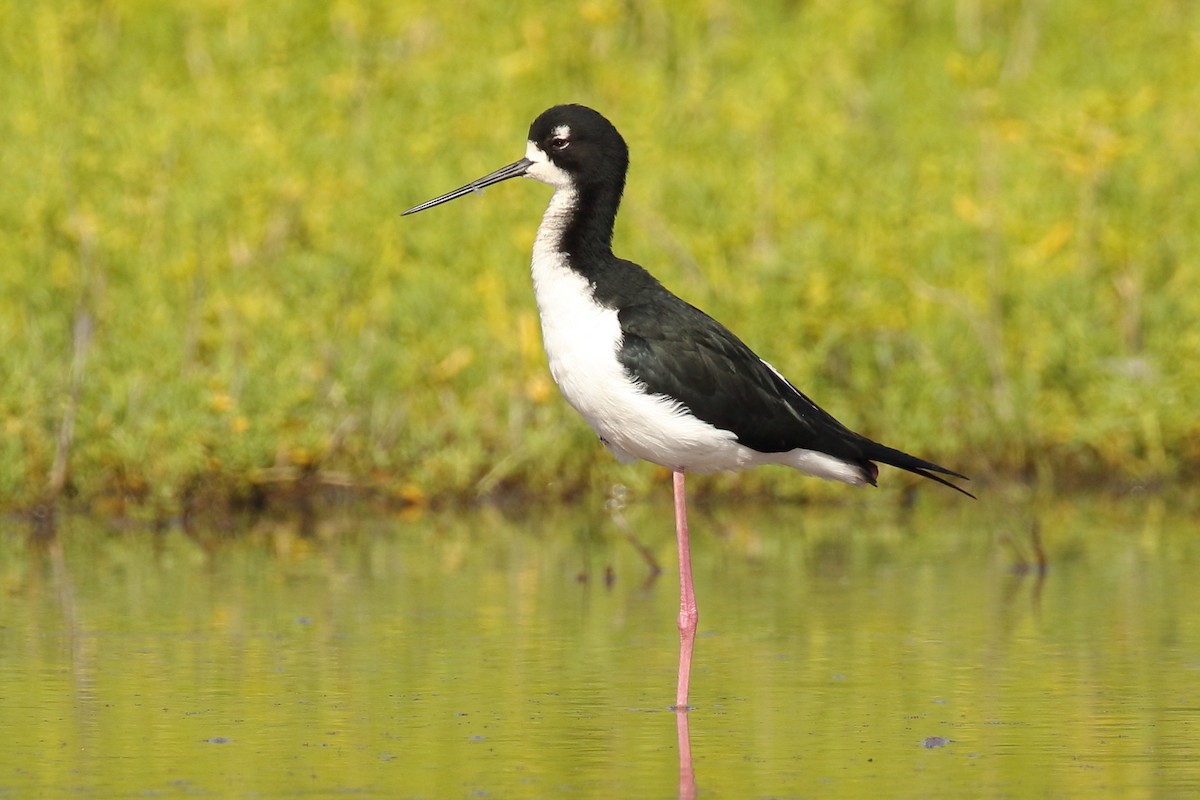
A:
[3,0,1196,512]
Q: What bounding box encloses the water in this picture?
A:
[2,491,1197,798]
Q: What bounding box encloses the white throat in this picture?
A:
[532,186,577,264]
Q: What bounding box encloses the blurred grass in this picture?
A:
[2,0,1197,513]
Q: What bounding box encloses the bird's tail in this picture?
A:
[858,439,975,499]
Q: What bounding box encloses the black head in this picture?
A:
[402,104,628,216]
[524,104,629,193]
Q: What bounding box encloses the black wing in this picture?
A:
[615,289,974,496]
[616,291,866,461]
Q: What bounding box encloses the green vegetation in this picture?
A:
[2,1,1197,513]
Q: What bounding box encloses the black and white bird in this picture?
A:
[403,104,972,711]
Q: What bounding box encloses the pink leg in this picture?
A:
[673,469,698,712]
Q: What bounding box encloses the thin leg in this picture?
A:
[673,469,698,712]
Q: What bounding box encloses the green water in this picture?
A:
[2,492,1197,798]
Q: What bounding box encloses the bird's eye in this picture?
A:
[550,136,569,151]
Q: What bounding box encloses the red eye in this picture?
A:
[550,136,569,150]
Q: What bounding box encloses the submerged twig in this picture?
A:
[1000,520,1048,610]
[607,483,663,578]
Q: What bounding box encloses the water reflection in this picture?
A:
[677,710,696,800]
[2,491,1198,797]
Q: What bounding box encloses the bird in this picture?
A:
[403,104,972,712]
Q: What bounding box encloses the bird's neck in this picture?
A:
[533,183,622,272]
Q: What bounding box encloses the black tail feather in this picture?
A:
[860,440,976,499]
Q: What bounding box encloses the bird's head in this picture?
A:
[402,104,627,216]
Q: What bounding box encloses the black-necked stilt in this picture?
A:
[403,104,972,711]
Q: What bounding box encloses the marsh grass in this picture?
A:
[2,1,1197,513]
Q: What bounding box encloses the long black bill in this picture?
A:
[402,157,533,216]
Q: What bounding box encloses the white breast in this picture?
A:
[528,188,747,471]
